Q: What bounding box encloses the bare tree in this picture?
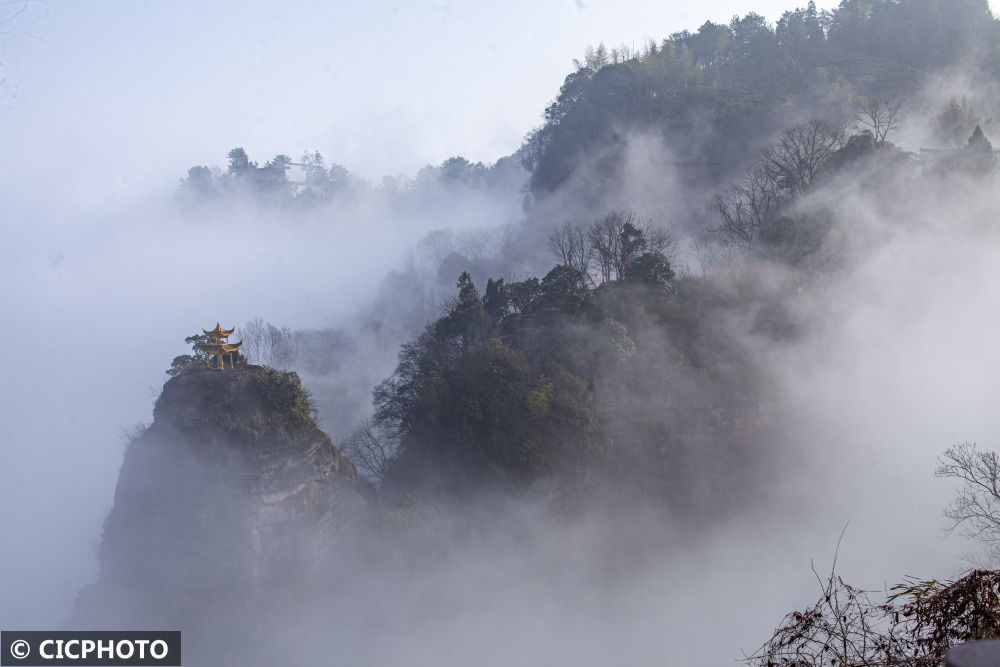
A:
[857,95,904,145]
[691,231,717,277]
[416,229,457,267]
[342,417,395,484]
[548,222,595,277]
[713,164,780,251]
[936,442,1000,562]
[587,209,674,282]
[762,119,845,194]
[692,230,744,276]
[240,317,281,367]
[637,223,678,264]
[588,212,623,283]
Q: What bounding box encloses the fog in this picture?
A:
[2,1,998,665]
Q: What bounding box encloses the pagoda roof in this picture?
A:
[196,340,243,353]
[203,323,236,337]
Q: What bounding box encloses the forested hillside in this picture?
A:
[168,0,1000,513]
[168,0,1000,503]
[523,0,997,207]
[162,1,1000,663]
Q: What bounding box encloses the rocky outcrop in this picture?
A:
[71,366,373,652]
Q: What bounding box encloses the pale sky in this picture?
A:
[0,0,856,208]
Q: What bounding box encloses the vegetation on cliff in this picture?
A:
[93,0,1000,662]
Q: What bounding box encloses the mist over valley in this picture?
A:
[5,1,1000,664]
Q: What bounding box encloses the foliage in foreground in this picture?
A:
[748,567,1000,666]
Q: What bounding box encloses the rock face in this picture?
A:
[71,366,372,655]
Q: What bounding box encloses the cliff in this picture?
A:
[71,365,373,655]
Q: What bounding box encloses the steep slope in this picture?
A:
[71,365,373,660]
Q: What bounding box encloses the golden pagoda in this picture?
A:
[197,323,243,370]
